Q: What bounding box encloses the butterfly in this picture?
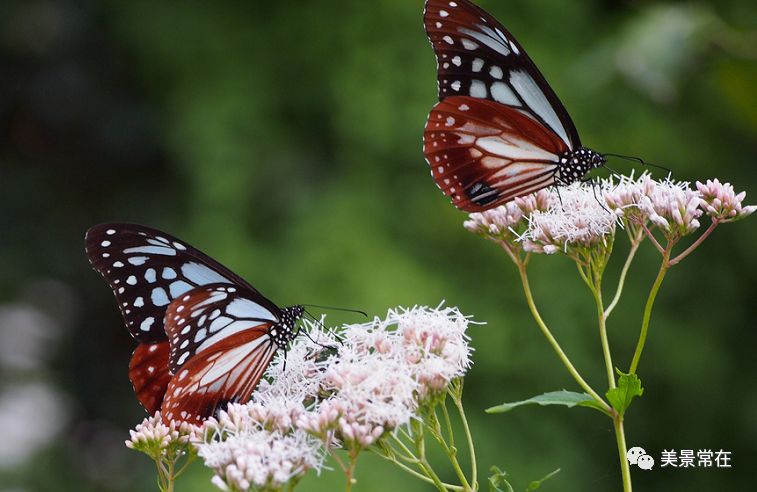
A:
[85,223,304,424]
[423,0,606,212]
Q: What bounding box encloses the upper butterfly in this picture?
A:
[423,0,606,212]
[85,223,303,424]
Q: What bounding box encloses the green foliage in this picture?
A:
[489,466,514,492]
[488,466,561,492]
[486,391,607,415]
[606,371,645,417]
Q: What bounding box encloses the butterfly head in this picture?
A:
[271,305,304,348]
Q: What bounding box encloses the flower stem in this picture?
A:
[594,275,615,390]
[343,448,360,492]
[517,263,611,412]
[605,229,643,319]
[450,386,477,490]
[669,219,718,266]
[628,248,670,374]
[371,448,464,491]
[613,416,633,492]
[641,224,665,254]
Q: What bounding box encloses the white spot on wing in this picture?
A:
[470,80,487,98]
[226,298,277,321]
[459,26,510,56]
[123,245,177,256]
[461,39,479,50]
[169,280,193,298]
[491,82,519,106]
[209,316,232,333]
[472,58,484,72]
[151,287,169,307]
[140,317,155,332]
[181,262,230,285]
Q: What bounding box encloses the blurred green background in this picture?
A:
[1,0,755,490]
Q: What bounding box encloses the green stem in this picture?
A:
[344,448,360,492]
[605,230,643,319]
[517,263,611,413]
[450,388,477,490]
[166,461,175,492]
[409,426,451,492]
[577,255,615,389]
[628,249,670,374]
[371,448,464,491]
[594,274,615,390]
[440,397,455,448]
[613,416,633,492]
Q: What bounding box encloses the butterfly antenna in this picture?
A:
[301,304,368,317]
[303,310,343,347]
[603,153,672,178]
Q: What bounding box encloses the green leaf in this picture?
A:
[606,371,644,416]
[526,469,561,491]
[489,466,514,492]
[486,390,607,415]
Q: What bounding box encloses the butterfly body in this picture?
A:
[85,223,303,424]
[423,0,607,211]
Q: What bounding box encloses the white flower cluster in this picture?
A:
[466,174,755,253]
[125,412,196,459]
[194,305,473,491]
[697,178,757,222]
[200,427,323,492]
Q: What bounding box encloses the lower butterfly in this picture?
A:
[85,223,304,424]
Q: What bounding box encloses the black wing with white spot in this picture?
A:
[424,0,581,150]
[85,223,276,343]
[163,283,283,375]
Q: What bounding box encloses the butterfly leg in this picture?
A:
[581,177,611,213]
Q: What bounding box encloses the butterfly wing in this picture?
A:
[424,96,567,211]
[128,341,171,414]
[163,283,281,375]
[85,223,277,343]
[160,284,281,423]
[424,0,580,150]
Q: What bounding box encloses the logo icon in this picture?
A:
[627,447,654,470]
